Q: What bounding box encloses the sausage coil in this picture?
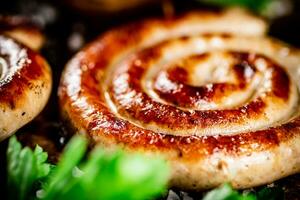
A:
[59,8,300,190]
[0,21,51,141]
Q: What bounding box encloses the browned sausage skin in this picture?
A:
[0,21,51,141]
[59,8,300,190]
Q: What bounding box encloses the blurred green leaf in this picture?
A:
[40,135,169,200]
[198,0,292,18]
[7,136,51,200]
[6,135,285,200]
[203,183,256,200]
[200,0,273,12]
[256,186,284,200]
[40,135,88,199]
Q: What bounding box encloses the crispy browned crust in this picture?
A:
[59,8,300,190]
[0,35,52,140]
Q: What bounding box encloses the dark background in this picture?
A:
[1,0,300,199]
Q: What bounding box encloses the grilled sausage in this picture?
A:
[59,8,300,190]
[0,18,51,141]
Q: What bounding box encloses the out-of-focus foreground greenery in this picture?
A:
[7,135,284,200]
[200,0,292,18]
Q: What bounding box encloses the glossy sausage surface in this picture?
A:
[59,8,300,190]
[0,35,51,140]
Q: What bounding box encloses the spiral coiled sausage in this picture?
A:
[59,8,300,190]
[0,18,51,141]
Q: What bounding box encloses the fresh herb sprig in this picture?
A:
[7,135,284,200]
[7,136,51,200]
[7,135,169,200]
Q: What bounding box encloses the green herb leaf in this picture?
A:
[6,135,285,200]
[200,0,273,12]
[40,135,88,199]
[203,183,256,200]
[256,186,284,200]
[40,135,169,200]
[7,136,51,200]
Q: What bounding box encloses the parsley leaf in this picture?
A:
[8,135,283,200]
[7,135,169,200]
[7,136,51,200]
[39,135,169,200]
